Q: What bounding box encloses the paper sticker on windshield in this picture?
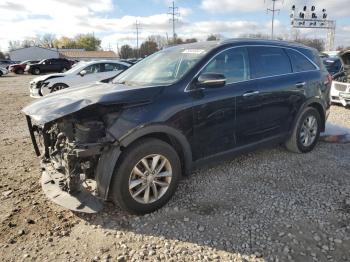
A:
[182,49,205,54]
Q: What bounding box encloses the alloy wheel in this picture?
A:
[128,154,172,204]
[300,115,318,147]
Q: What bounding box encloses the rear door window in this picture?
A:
[84,64,102,74]
[201,47,250,83]
[248,46,292,78]
[285,49,317,72]
[103,63,127,72]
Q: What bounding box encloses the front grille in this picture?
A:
[334,83,348,92]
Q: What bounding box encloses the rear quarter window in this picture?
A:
[248,46,292,78]
[285,49,317,72]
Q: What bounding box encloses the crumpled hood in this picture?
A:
[30,73,65,83]
[22,82,163,124]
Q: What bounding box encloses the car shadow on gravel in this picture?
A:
[75,143,350,261]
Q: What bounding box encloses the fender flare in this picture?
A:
[96,124,193,200]
[291,98,326,134]
[119,124,193,175]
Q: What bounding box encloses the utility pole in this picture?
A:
[267,0,280,39]
[135,20,141,58]
[168,1,180,41]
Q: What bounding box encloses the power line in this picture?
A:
[168,1,180,40]
[267,0,280,39]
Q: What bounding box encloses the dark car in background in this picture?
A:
[25,58,73,75]
[8,60,39,74]
[323,56,343,76]
[23,39,331,214]
[0,59,19,69]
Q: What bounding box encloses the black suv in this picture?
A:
[25,58,72,75]
[23,39,331,214]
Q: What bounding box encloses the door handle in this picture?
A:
[243,91,260,97]
[295,82,306,88]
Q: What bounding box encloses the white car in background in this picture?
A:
[330,50,350,107]
[29,60,130,98]
[0,67,8,77]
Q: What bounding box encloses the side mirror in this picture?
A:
[79,70,87,76]
[197,73,226,88]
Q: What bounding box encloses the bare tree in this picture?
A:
[119,45,134,59]
[185,38,198,43]
[140,40,158,57]
[39,34,56,48]
[148,35,168,50]
[294,38,325,52]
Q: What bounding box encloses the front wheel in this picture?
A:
[33,68,40,75]
[50,83,68,93]
[16,68,24,74]
[285,107,321,153]
[110,138,181,214]
[61,67,68,73]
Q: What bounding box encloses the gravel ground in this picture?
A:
[0,74,350,262]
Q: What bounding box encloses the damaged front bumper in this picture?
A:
[26,115,120,213]
[41,163,103,213]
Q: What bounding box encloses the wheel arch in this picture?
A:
[308,102,326,131]
[292,98,326,133]
[96,125,193,200]
[119,125,193,176]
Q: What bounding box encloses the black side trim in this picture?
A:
[26,115,40,156]
[119,125,193,175]
[193,134,286,169]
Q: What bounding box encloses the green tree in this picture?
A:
[53,36,76,49]
[75,34,101,51]
[140,40,158,57]
[119,45,134,59]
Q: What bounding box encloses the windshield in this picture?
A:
[20,60,30,65]
[112,45,213,87]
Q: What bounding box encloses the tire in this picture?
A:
[50,83,68,93]
[0,71,2,77]
[16,68,24,74]
[285,107,321,153]
[110,138,181,215]
[33,68,40,75]
[61,67,68,73]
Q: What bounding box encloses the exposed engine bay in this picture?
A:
[25,106,121,213]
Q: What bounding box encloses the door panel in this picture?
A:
[241,46,299,142]
[192,47,256,159]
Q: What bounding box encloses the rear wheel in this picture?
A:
[110,138,181,214]
[33,68,40,75]
[285,107,321,153]
[16,68,24,74]
[50,83,68,93]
